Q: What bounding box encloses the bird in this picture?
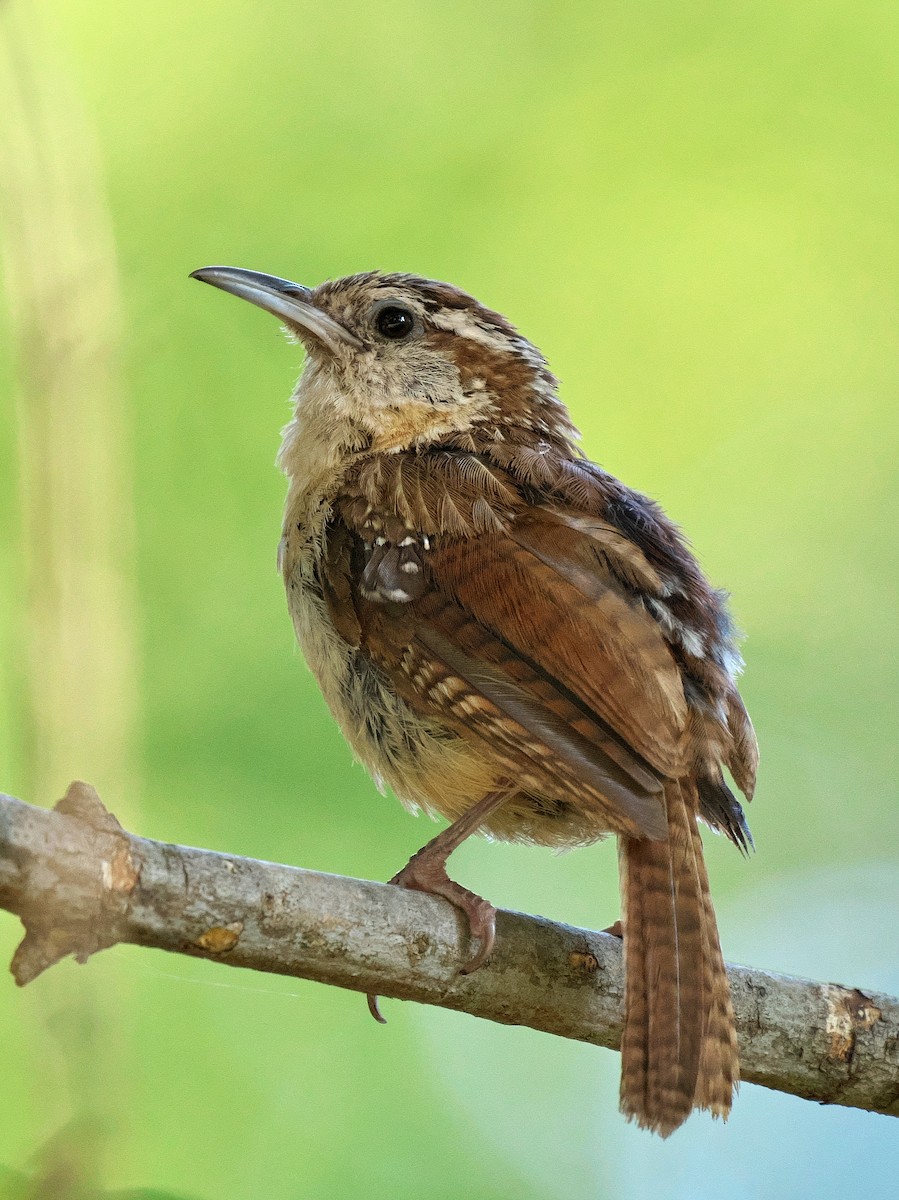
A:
[190,264,758,1137]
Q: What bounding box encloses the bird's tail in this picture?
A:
[618,778,738,1137]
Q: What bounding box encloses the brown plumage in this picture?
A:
[191,265,758,1136]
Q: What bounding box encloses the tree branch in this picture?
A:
[1,782,896,1118]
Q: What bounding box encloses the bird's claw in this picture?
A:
[365,863,497,1021]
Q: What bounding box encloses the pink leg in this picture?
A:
[367,788,510,1023]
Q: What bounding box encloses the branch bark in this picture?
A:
[1,782,896,1118]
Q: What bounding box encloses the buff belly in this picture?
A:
[284,563,609,849]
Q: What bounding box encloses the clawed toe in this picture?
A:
[366,991,387,1024]
[459,900,496,975]
[364,789,511,1024]
[365,861,497,1021]
[396,860,496,974]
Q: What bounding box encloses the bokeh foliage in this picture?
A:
[0,2,897,1197]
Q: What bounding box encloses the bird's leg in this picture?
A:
[367,788,510,1023]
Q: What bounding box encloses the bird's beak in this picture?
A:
[190,266,362,353]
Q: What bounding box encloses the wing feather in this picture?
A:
[326,451,697,838]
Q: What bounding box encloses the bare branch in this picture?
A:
[1,783,897,1118]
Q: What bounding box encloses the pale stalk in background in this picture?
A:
[0,2,141,1190]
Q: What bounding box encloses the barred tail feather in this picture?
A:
[618,779,738,1136]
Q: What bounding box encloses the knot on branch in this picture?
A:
[9,781,139,986]
[824,985,883,1066]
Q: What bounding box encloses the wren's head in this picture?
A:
[190,266,578,459]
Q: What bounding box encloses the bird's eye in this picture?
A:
[375,305,415,341]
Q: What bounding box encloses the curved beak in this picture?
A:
[190,266,362,352]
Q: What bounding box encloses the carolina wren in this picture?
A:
[191,265,757,1137]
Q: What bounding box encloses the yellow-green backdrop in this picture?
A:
[0,2,896,1198]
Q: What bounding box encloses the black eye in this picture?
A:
[376,305,415,341]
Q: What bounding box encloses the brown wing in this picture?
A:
[325,455,695,841]
[440,510,689,775]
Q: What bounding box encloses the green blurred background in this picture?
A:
[1,1,897,1197]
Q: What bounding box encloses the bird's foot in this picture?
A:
[366,850,496,1023]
